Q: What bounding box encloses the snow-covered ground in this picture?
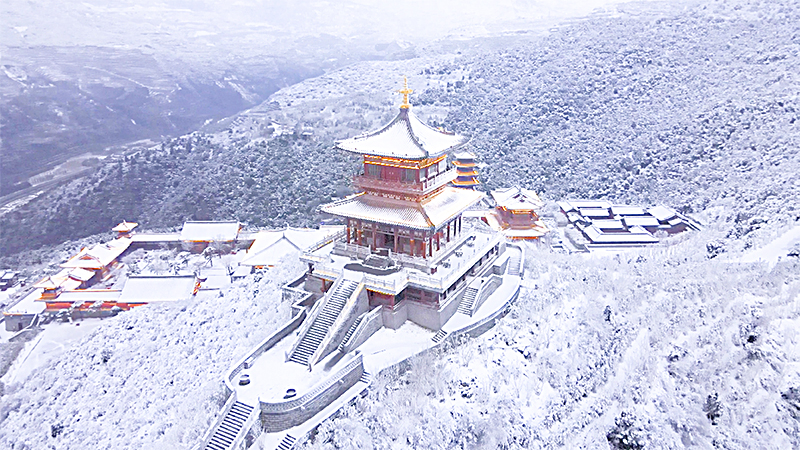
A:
[737,224,800,267]
[2,319,107,384]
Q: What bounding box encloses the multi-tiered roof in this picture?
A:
[322,79,483,235]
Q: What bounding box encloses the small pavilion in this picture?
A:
[489,187,549,240]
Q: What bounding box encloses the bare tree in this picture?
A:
[221,255,238,282]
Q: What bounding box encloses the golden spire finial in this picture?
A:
[397,76,413,109]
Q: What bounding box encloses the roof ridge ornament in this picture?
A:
[397,76,413,109]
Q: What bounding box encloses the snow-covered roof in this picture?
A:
[321,187,484,230]
[592,219,627,232]
[61,238,131,270]
[560,200,612,212]
[118,275,196,303]
[68,268,95,282]
[241,238,301,267]
[5,290,46,315]
[610,206,646,216]
[578,207,612,219]
[241,227,344,267]
[54,290,122,304]
[35,269,87,291]
[648,206,678,222]
[452,150,476,160]
[33,276,60,289]
[622,216,660,228]
[112,221,138,232]
[491,187,544,211]
[336,108,468,160]
[180,221,241,242]
[582,225,659,244]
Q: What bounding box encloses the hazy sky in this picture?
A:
[2,0,654,49]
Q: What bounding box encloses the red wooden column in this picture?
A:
[372,223,378,249]
[393,227,399,253]
[421,240,426,259]
[410,239,415,257]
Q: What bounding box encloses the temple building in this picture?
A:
[488,187,549,240]
[321,78,484,259]
[112,220,138,238]
[288,79,519,368]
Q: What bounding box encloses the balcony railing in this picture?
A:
[317,230,502,294]
[353,169,456,195]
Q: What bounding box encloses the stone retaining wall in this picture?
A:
[260,354,364,432]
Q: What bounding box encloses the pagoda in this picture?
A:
[451,150,480,189]
[321,78,484,259]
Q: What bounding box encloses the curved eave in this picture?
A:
[335,108,469,160]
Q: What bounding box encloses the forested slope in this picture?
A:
[419,0,799,252]
[2,0,798,260]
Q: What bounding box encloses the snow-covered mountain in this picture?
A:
[1,0,799,449]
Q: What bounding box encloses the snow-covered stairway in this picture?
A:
[457,287,479,316]
[204,401,256,450]
[338,314,364,352]
[432,330,448,343]
[275,434,297,450]
[289,279,359,366]
[508,250,521,276]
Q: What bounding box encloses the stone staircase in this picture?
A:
[275,434,297,450]
[360,371,371,384]
[204,401,255,450]
[338,314,364,352]
[432,330,448,343]
[508,251,521,276]
[457,287,479,316]
[289,280,359,366]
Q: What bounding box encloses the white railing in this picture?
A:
[470,274,503,315]
[308,278,365,367]
[340,307,383,354]
[352,169,456,195]
[313,264,342,280]
[363,274,399,292]
[306,229,346,253]
[333,242,372,259]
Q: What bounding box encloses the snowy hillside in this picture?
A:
[296,235,800,449]
[0,259,303,449]
[1,0,799,448]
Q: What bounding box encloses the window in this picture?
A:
[403,168,416,182]
[366,164,381,178]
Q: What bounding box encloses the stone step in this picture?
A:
[276,434,297,450]
[289,279,360,365]
[432,330,448,343]
[359,371,371,384]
